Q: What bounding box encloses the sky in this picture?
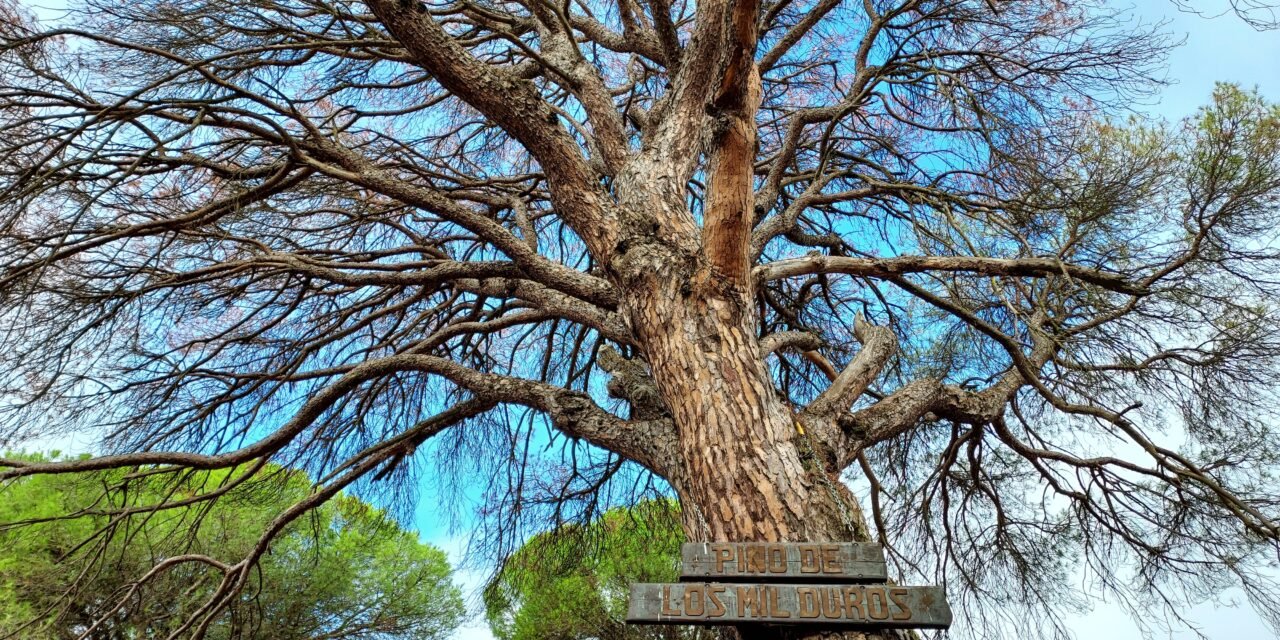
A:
[9,0,1280,638]
[1000,5,1279,638]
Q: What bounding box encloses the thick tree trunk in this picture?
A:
[607,202,897,638]
[638,286,861,544]
[604,5,900,633]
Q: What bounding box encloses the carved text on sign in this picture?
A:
[680,542,887,581]
[626,583,951,628]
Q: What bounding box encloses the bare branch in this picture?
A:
[758,255,1145,295]
[802,315,897,420]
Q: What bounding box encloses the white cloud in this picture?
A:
[432,534,498,640]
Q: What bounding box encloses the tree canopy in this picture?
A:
[484,501,685,640]
[2,0,1280,638]
[0,453,465,640]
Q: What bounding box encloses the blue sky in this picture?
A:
[1134,0,1280,113]
[1025,3,1278,639]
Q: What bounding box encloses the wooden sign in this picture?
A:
[626,583,951,628]
[680,542,887,582]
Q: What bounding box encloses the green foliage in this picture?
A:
[1187,83,1280,237]
[0,452,464,640]
[483,501,691,640]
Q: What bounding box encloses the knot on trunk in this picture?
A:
[598,345,668,420]
[605,229,692,289]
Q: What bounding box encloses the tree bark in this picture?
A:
[620,268,900,640]
[608,180,898,640]
[599,2,906,634]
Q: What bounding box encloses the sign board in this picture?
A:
[626,583,951,628]
[680,542,887,582]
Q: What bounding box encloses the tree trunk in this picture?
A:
[601,5,902,632]
[606,189,899,639]
[640,287,861,544]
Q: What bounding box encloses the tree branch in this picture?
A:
[410,354,677,474]
[364,0,618,256]
[828,311,1058,470]
[453,277,633,344]
[758,329,823,356]
[0,354,675,480]
[758,255,1145,295]
[598,345,668,420]
[297,137,619,308]
[802,315,897,420]
[698,0,763,286]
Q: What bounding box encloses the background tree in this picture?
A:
[484,501,685,640]
[0,452,465,640]
[2,0,1280,638]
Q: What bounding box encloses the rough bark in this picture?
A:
[578,9,885,640]
[609,234,898,640]
[598,1,894,631]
